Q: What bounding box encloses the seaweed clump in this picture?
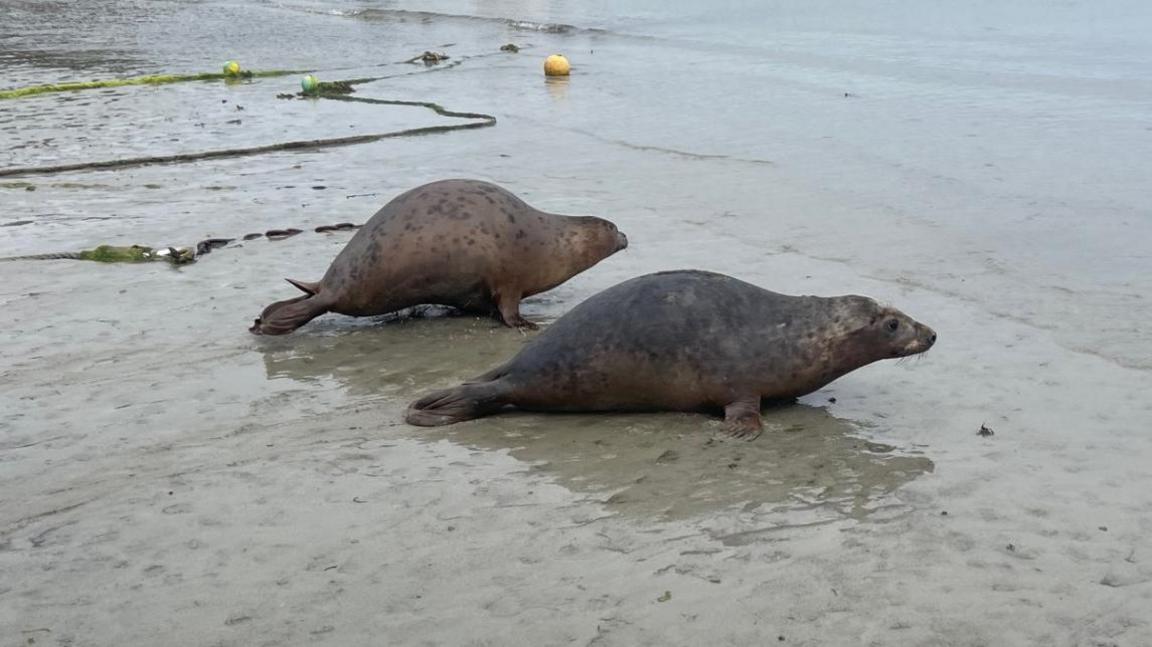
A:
[76,245,195,264]
[78,245,156,262]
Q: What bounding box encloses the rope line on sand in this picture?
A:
[0,101,495,178]
[0,52,508,263]
[0,222,363,264]
[0,54,501,178]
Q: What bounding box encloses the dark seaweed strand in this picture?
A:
[0,221,364,263]
[0,109,495,178]
[0,55,498,179]
[0,252,86,261]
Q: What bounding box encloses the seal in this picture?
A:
[406,270,936,438]
[250,179,628,335]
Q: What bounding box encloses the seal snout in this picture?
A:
[922,324,937,348]
[911,324,937,354]
[615,230,629,251]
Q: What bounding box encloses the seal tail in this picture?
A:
[250,294,329,335]
[406,378,511,427]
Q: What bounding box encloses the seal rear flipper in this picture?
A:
[249,295,329,335]
[285,278,320,296]
[405,380,510,427]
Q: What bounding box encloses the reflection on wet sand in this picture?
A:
[259,310,535,399]
[434,407,934,521]
[544,76,570,101]
[261,317,934,520]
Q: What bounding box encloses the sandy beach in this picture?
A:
[2,1,1151,645]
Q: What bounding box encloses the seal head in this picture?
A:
[832,296,937,363]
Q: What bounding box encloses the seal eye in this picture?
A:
[886,319,900,332]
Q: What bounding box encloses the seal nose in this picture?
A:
[615,231,629,250]
[923,325,937,349]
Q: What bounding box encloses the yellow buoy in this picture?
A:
[544,54,571,77]
[301,74,319,94]
[222,60,241,76]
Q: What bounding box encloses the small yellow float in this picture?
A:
[543,54,570,77]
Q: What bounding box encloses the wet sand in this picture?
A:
[2,1,1152,645]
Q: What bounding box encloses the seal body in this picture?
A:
[250,179,628,334]
[406,270,936,438]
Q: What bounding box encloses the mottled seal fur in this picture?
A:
[406,270,936,438]
[250,179,628,335]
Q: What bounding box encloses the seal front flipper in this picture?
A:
[722,397,763,440]
[405,379,511,426]
[494,290,538,330]
[250,293,330,335]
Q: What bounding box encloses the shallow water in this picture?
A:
[2,1,1151,644]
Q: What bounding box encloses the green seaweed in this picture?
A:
[75,245,196,264]
[0,70,306,100]
[78,245,155,262]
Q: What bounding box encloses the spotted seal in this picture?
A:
[250,179,628,335]
[406,270,936,438]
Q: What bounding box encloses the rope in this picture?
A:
[0,223,363,264]
[0,53,506,263]
[0,54,499,178]
[0,110,494,178]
